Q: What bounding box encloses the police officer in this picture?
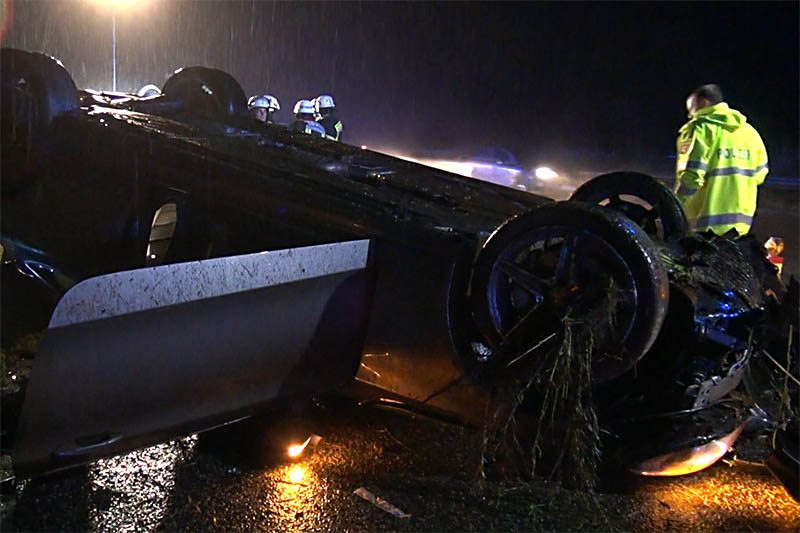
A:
[675,84,768,235]
[248,94,280,124]
[315,94,343,142]
[290,99,326,137]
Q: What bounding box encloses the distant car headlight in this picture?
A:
[534,166,559,180]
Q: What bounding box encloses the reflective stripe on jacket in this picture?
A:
[674,102,768,235]
[304,120,327,137]
[290,119,327,137]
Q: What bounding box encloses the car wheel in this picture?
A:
[570,171,688,242]
[1,48,79,193]
[161,66,247,120]
[470,201,669,383]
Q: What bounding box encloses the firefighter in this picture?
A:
[290,99,326,137]
[674,84,769,235]
[314,94,343,142]
[248,94,280,124]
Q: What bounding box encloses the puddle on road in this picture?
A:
[86,436,197,532]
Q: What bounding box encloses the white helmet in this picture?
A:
[137,84,161,98]
[293,99,316,115]
[263,94,280,111]
[248,94,280,112]
[315,94,335,112]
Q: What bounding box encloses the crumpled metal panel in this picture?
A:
[682,233,773,310]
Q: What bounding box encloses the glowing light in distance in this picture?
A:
[422,160,474,177]
[89,0,147,11]
[387,152,420,164]
[376,150,524,186]
[535,166,559,180]
[471,162,521,174]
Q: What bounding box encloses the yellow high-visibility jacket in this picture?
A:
[675,102,768,235]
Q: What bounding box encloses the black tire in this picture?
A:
[1,48,79,139]
[470,201,669,383]
[1,48,79,193]
[161,66,247,120]
[570,171,688,242]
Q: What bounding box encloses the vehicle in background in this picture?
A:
[385,146,531,190]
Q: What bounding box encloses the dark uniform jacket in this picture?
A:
[319,113,343,142]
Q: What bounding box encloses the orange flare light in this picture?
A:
[631,425,743,477]
[287,436,311,458]
[287,464,306,484]
[765,236,785,256]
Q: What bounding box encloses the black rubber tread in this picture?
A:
[1,48,79,141]
[162,66,247,119]
[470,201,670,383]
[1,48,79,193]
[570,171,688,241]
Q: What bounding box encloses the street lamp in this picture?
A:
[111,9,116,91]
[89,0,146,92]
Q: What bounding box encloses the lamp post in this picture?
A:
[90,0,145,92]
[111,10,116,91]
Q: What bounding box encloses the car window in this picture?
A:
[146,203,177,265]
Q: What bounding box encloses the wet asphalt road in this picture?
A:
[3,399,799,532]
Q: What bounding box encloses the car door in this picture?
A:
[13,239,374,477]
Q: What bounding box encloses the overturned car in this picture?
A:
[1,49,796,490]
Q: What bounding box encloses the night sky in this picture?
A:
[2,1,798,177]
